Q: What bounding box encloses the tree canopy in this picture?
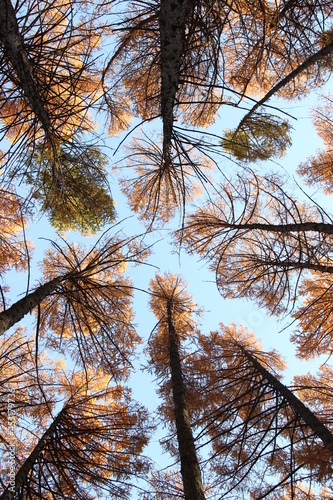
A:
[0,0,332,498]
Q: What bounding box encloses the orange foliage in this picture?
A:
[297,96,333,194]
[179,174,332,315]
[0,0,101,147]
[37,236,141,377]
[0,189,31,281]
[120,134,208,227]
[291,272,333,359]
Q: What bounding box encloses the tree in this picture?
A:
[187,323,333,497]
[1,0,333,497]
[0,0,101,156]
[103,0,333,226]
[145,277,333,498]
[0,233,147,376]
[0,187,31,283]
[0,361,151,499]
[119,133,208,227]
[179,173,333,362]
[147,273,206,500]
[179,173,333,313]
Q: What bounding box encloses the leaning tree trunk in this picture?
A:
[0,276,64,335]
[159,0,188,168]
[167,300,206,500]
[222,221,333,236]
[0,0,52,135]
[0,407,66,500]
[237,342,333,453]
[236,41,333,132]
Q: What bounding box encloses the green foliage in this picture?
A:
[25,142,116,235]
[221,113,292,163]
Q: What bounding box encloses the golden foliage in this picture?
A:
[291,272,333,359]
[38,236,142,377]
[0,188,32,281]
[0,0,101,150]
[120,134,207,227]
[179,174,333,315]
[297,95,333,194]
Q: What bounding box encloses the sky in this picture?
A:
[3,65,332,498]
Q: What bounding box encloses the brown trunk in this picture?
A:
[0,0,52,134]
[256,258,333,274]
[0,276,63,335]
[237,41,333,130]
[0,408,65,499]
[238,343,333,453]
[167,300,206,500]
[226,221,333,236]
[159,0,188,166]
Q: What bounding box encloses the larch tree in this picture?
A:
[1,0,333,497]
[0,187,31,285]
[102,0,333,225]
[179,173,333,354]
[0,232,148,377]
[102,0,269,224]
[0,356,152,499]
[297,94,333,194]
[147,273,206,500]
[24,142,116,234]
[186,324,333,497]
[0,0,117,234]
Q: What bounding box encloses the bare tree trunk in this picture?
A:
[159,0,188,167]
[167,300,205,500]
[221,221,333,236]
[237,342,333,453]
[0,276,64,335]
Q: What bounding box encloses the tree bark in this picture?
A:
[237,343,333,454]
[253,258,333,274]
[223,221,333,236]
[159,0,188,167]
[167,300,205,500]
[0,276,64,335]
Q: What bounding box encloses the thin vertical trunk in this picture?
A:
[0,408,65,499]
[237,342,333,453]
[159,0,188,167]
[0,276,64,335]
[167,300,205,500]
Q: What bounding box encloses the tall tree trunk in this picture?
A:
[167,300,206,500]
[0,407,65,499]
[237,342,333,453]
[255,258,333,274]
[159,0,188,167]
[221,221,333,236]
[0,0,52,135]
[0,276,64,335]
